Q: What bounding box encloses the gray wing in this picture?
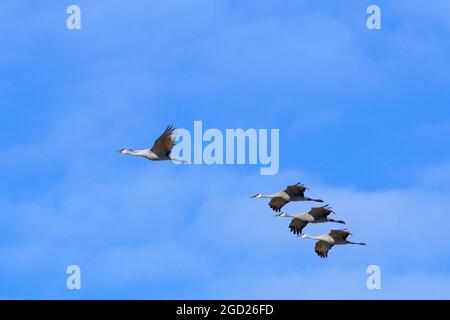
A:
[329,229,351,241]
[269,197,289,212]
[284,185,306,198]
[288,218,307,235]
[315,240,332,258]
[309,206,332,220]
[150,125,176,157]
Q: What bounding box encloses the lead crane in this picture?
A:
[118,125,185,163]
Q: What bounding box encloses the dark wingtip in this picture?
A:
[165,124,175,134]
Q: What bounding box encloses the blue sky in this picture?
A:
[1,0,450,299]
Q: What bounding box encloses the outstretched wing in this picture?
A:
[309,206,332,220]
[315,240,332,258]
[150,125,176,157]
[288,218,307,235]
[329,229,351,241]
[284,185,306,198]
[269,197,289,212]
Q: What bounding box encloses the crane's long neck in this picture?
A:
[301,234,322,241]
[125,149,148,156]
[275,212,294,218]
[262,193,280,198]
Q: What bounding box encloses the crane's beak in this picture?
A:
[250,194,257,198]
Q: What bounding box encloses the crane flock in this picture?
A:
[252,183,366,258]
[119,125,366,258]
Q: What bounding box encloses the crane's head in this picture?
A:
[118,148,132,154]
[250,193,264,198]
[274,212,289,217]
